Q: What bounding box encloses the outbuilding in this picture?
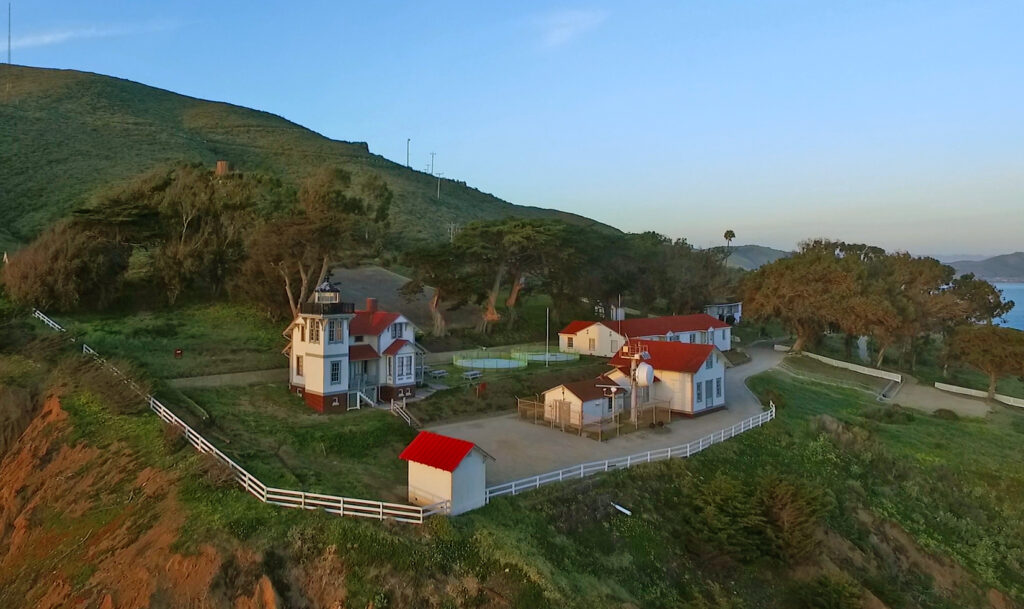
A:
[399,431,494,515]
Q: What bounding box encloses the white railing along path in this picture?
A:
[485,404,776,501]
[31,309,449,524]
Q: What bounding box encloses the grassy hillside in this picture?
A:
[951,252,1024,282]
[0,64,614,251]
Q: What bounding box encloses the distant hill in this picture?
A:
[950,252,1024,282]
[0,64,616,252]
[723,244,791,270]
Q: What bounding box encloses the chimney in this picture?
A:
[365,297,377,313]
[215,160,230,176]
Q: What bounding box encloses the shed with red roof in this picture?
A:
[399,431,494,515]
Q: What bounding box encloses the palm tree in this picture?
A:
[723,229,736,252]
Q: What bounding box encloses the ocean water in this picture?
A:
[995,283,1024,330]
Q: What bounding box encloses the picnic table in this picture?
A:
[428,369,449,379]
[462,370,483,381]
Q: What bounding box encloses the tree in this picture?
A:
[724,229,736,251]
[2,222,131,312]
[238,166,388,318]
[400,243,474,337]
[949,273,1015,325]
[743,247,862,352]
[947,325,1024,399]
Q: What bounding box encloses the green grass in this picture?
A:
[178,383,415,501]
[0,64,613,249]
[813,333,1024,399]
[16,316,1024,608]
[56,302,285,379]
[412,358,610,424]
[779,354,890,394]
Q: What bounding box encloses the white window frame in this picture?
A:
[695,380,703,403]
[296,355,304,377]
[716,377,722,398]
[566,337,574,349]
[330,360,341,385]
[309,320,320,344]
[705,355,713,370]
[588,337,596,351]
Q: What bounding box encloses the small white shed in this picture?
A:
[399,431,494,515]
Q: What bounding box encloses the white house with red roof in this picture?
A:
[558,313,732,358]
[284,281,422,413]
[399,431,494,515]
[606,340,727,415]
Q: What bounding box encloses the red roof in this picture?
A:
[558,320,597,335]
[348,344,379,361]
[350,310,401,336]
[382,339,410,356]
[399,431,477,472]
[609,340,714,373]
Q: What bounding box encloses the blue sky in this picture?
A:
[8,1,1024,255]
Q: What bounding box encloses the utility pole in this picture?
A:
[429,152,436,175]
[436,172,443,200]
[7,3,11,65]
[406,138,410,167]
[447,222,459,243]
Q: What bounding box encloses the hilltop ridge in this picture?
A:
[0,64,615,251]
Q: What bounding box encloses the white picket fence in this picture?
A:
[485,405,776,501]
[31,309,449,524]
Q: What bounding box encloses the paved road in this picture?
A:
[429,344,784,485]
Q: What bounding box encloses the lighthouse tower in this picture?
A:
[287,280,356,413]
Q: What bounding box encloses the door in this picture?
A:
[705,380,714,407]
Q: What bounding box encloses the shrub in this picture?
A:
[757,477,831,563]
[2,221,131,312]
[49,355,151,414]
[162,422,187,453]
[789,574,861,609]
[863,404,915,425]
[198,452,237,488]
[932,408,959,421]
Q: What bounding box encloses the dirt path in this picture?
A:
[167,368,289,389]
[893,376,992,418]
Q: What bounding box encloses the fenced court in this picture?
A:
[517,397,673,441]
[452,350,527,370]
[510,348,579,364]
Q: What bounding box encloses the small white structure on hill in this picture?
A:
[559,314,732,358]
[704,301,742,324]
[399,431,494,515]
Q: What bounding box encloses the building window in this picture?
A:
[328,320,343,343]
[588,337,596,351]
[607,396,614,412]
[387,356,394,379]
[696,381,703,403]
[689,333,697,343]
[330,361,341,385]
[610,340,618,353]
[716,377,722,398]
[300,324,306,342]
[566,337,574,349]
[391,322,405,339]
[296,355,303,377]
[353,335,363,343]
[705,355,713,370]
[309,320,320,344]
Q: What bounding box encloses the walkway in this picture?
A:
[429,344,784,485]
[893,376,992,418]
[167,368,289,389]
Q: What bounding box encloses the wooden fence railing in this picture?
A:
[485,405,776,501]
[31,309,449,524]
